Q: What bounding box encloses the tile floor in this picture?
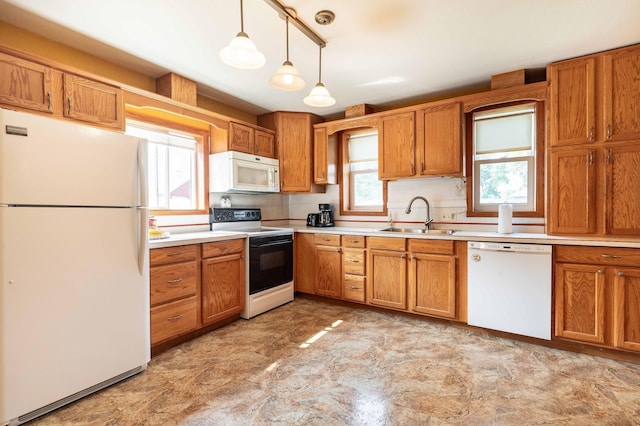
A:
[31,298,640,425]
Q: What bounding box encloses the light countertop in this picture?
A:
[148,226,640,249]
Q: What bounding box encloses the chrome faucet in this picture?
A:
[405,196,433,230]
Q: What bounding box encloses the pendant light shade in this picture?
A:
[219,0,265,70]
[304,46,335,107]
[270,17,305,91]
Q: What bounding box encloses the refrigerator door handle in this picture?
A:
[137,139,148,208]
[138,207,148,275]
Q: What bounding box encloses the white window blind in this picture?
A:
[474,106,534,155]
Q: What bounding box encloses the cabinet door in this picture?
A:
[315,245,342,298]
[613,267,640,352]
[63,74,123,129]
[605,143,640,236]
[0,52,53,113]
[554,263,605,344]
[367,249,407,310]
[409,253,456,319]
[419,102,462,176]
[201,253,244,325]
[313,127,329,184]
[378,112,415,179]
[254,129,275,158]
[549,57,596,147]
[603,46,640,142]
[294,233,316,294]
[228,122,254,154]
[548,148,596,234]
[278,112,313,192]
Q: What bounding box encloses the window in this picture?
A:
[340,130,387,215]
[126,121,207,213]
[466,101,544,216]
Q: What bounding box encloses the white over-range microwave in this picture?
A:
[210,151,280,193]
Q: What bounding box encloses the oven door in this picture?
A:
[249,233,293,294]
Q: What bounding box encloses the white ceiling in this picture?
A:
[2,0,640,119]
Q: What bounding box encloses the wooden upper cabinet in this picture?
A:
[417,102,463,176]
[258,111,324,193]
[548,148,597,235]
[63,74,123,130]
[548,57,596,147]
[554,262,606,344]
[313,127,329,184]
[228,121,254,153]
[0,52,53,113]
[254,129,275,158]
[613,267,640,352]
[603,46,640,142]
[378,111,415,179]
[605,143,640,236]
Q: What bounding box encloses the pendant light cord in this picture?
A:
[285,16,290,61]
[318,46,323,83]
[240,0,245,33]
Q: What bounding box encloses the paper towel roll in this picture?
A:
[498,203,513,234]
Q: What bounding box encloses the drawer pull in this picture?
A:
[167,252,184,257]
[67,97,72,114]
[618,272,625,277]
[349,286,362,290]
[348,239,359,243]
[222,245,230,249]
[600,254,622,259]
[47,92,51,110]
[400,254,406,259]
[322,238,331,241]
[349,259,360,263]
[167,278,183,284]
[167,314,183,322]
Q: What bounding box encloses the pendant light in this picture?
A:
[269,16,305,91]
[304,45,336,107]
[219,0,265,70]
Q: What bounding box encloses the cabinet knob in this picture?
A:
[400,254,406,259]
[597,269,605,274]
[617,271,625,277]
[335,248,340,253]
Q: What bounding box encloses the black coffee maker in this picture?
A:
[318,203,335,227]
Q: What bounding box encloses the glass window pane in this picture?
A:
[353,171,383,207]
[478,160,529,204]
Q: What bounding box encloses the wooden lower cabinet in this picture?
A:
[342,235,367,303]
[408,239,456,319]
[554,245,640,353]
[314,234,342,298]
[149,244,199,346]
[294,232,316,293]
[367,237,407,310]
[201,239,245,325]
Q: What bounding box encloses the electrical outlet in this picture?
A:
[440,210,456,220]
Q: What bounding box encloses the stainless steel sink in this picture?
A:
[379,227,455,235]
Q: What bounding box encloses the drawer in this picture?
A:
[342,235,366,248]
[202,238,244,258]
[150,261,198,306]
[555,245,640,267]
[343,274,365,303]
[343,249,366,275]
[367,236,406,251]
[150,296,198,345]
[150,244,198,266]
[314,233,341,246]
[408,239,455,255]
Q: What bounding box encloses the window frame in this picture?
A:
[339,128,388,216]
[465,100,545,217]
[126,111,209,216]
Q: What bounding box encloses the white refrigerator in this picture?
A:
[0,109,150,425]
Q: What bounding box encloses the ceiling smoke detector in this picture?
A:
[315,10,335,25]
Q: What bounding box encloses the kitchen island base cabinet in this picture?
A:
[201,239,245,325]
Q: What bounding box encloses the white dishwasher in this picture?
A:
[467,241,552,340]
